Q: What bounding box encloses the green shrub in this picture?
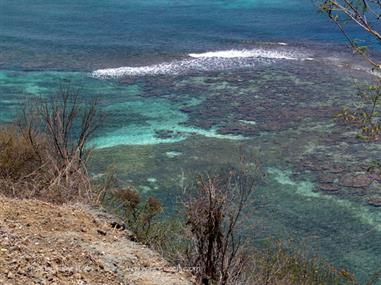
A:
[111,187,164,244]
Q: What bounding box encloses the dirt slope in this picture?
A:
[0,196,194,285]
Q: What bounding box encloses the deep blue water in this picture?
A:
[1,1,381,282]
[0,0,359,70]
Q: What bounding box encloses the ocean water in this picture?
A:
[1,0,381,282]
[0,0,369,70]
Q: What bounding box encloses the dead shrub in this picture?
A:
[183,166,257,285]
[0,82,101,204]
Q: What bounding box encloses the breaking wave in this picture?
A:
[92,47,312,79]
[188,48,300,60]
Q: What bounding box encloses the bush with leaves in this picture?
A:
[336,83,381,141]
[111,187,164,244]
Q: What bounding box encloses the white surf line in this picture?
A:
[91,62,181,78]
[91,47,314,79]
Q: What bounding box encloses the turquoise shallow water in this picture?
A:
[1,0,381,282]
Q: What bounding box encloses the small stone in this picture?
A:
[319,183,339,192]
[368,197,381,207]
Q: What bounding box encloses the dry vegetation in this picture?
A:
[182,168,256,285]
[0,83,100,203]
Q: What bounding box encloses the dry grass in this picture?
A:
[0,127,42,180]
[0,127,94,203]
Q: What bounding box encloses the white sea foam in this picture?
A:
[92,48,311,79]
[188,48,299,60]
[92,57,259,79]
[92,62,181,78]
